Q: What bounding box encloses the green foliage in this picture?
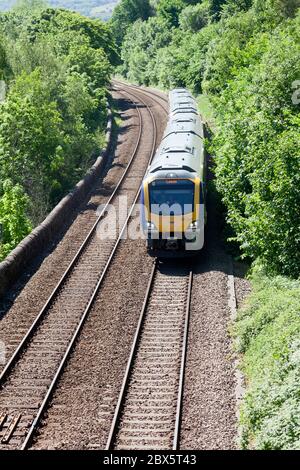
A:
[221,0,253,15]
[156,0,186,27]
[254,0,300,19]
[118,0,300,280]
[0,34,6,79]
[234,266,300,449]
[179,1,210,32]
[210,13,300,276]
[120,15,172,85]
[0,5,115,259]
[120,12,216,92]
[27,7,119,64]
[115,0,300,450]
[110,0,152,45]
[202,9,268,96]
[0,179,32,259]
[155,24,217,91]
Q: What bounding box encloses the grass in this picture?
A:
[197,94,216,131]
[233,265,300,449]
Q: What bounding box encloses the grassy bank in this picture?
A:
[234,266,300,449]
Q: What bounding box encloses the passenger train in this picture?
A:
[141,88,206,256]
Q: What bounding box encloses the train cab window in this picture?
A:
[149,179,194,216]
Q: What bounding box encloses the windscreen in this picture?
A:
[149,179,194,216]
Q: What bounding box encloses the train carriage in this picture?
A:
[141,89,206,257]
[163,113,204,140]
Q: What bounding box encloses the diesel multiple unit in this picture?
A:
[141,88,206,256]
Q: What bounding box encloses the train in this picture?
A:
[141,88,206,257]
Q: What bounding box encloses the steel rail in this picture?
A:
[173,269,193,450]
[0,85,160,449]
[20,86,159,450]
[112,79,169,114]
[105,260,158,450]
[21,171,155,450]
[105,266,193,451]
[0,93,143,386]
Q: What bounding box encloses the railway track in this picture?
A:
[0,85,164,450]
[113,79,169,114]
[106,261,193,450]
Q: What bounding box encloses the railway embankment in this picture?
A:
[197,90,300,451]
[0,106,113,298]
[232,267,300,450]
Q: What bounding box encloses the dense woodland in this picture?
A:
[0,2,118,259]
[0,0,120,19]
[113,0,300,278]
[111,0,300,450]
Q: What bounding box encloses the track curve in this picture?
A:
[0,86,162,450]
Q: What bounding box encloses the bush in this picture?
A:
[0,180,32,260]
[0,6,115,257]
[234,266,300,449]
[210,14,300,276]
[179,2,210,32]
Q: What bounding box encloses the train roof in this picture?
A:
[160,132,201,154]
[170,99,197,114]
[169,89,194,111]
[148,131,204,178]
[170,107,198,117]
[164,114,204,139]
[169,89,193,100]
[144,88,205,181]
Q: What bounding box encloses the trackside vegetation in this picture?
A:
[234,266,300,449]
[0,1,118,260]
[111,0,300,449]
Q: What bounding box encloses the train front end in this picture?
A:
[141,172,205,256]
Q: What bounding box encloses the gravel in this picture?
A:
[180,184,238,450]
[0,84,249,451]
[28,85,167,449]
[233,261,251,309]
[32,237,154,450]
[0,89,141,372]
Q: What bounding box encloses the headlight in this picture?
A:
[188,221,198,230]
[147,222,156,231]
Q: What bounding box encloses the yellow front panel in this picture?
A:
[150,213,193,233]
[145,177,201,234]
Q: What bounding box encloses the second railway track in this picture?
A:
[0,84,166,450]
[106,261,193,450]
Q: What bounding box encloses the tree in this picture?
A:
[0,6,115,257]
[208,0,228,19]
[156,0,186,27]
[110,0,153,45]
[0,69,65,212]
[0,180,32,260]
[211,13,300,276]
[254,0,300,18]
[67,43,111,93]
[179,1,210,31]
[28,8,119,65]
[121,16,173,84]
